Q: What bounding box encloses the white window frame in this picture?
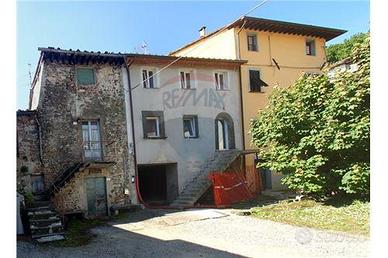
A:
[179,69,196,90]
[183,116,197,138]
[305,39,316,56]
[141,67,159,89]
[145,116,160,138]
[214,70,229,91]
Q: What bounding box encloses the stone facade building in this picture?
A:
[17,47,249,215]
[22,48,136,217]
[17,110,43,195]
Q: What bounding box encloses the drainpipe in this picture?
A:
[236,22,246,151]
[34,113,43,165]
[123,57,200,210]
[122,57,141,205]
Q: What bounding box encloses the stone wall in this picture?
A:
[16,111,42,194]
[36,60,135,213]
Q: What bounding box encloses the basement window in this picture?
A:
[142,111,165,139]
[76,68,96,85]
[247,34,258,51]
[180,70,195,89]
[214,71,228,90]
[306,39,316,56]
[183,115,198,138]
[142,68,157,88]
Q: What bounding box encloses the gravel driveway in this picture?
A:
[17,208,369,258]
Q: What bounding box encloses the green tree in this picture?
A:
[326,32,368,63]
[251,36,370,199]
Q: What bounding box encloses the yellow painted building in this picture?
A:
[170,17,346,190]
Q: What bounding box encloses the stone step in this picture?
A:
[30,221,63,230]
[28,210,57,220]
[32,232,65,240]
[31,226,64,236]
[35,234,65,243]
[170,149,242,207]
[27,206,52,212]
[30,219,62,227]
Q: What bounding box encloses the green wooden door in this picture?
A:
[86,177,107,217]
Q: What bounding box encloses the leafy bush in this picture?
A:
[251,36,370,199]
[326,32,368,63]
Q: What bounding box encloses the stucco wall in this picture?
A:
[35,60,136,212]
[172,28,326,190]
[172,29,237,59]
[129,64,243,192]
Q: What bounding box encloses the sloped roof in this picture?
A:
[170,16,347,55]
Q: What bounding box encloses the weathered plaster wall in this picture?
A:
[129,64,243,192]
[17,112,42,194]
[36,60,136,213]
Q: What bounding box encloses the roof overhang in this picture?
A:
[231,16,347,41]
[38,47,125,66]
[170,16,347,55]
[126,54,246,69]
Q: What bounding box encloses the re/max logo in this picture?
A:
[162,88,226,109]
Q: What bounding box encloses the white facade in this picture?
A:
[127,62,243,193]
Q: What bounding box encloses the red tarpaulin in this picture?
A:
[208,172,255,207]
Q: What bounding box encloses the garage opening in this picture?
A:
[138,163,178,206]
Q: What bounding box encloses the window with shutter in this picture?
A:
[249,70,268,92]
[76,68,96,85]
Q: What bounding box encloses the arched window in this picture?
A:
[215,112,235,150]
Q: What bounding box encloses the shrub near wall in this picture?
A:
[250,36,370,199]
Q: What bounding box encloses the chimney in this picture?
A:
[199,26,207,37]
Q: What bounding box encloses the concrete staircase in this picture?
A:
[170,149,242,208]
[27,195,65,243]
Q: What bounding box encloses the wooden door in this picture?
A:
[86,177,107,217]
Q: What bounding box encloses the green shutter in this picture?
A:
[77,68,96,85]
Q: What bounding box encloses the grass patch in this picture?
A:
[247,199,369,236]
[51,218,105,247]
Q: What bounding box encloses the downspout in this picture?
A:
[236,22,246,151]
[123,57,142,205]
[123,57,204,210]
[34,113,43,165]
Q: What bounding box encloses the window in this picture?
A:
[145,117,160,138]
[214,71,228,90]
[249,69,268,92]
[142,111,165,139]
[306,39,316,56]
[180,71,194,89]
[247,34,258,51]
[183,115,198,138]
[76,68,96,85]
[82,120,102,160]
[142,68,157,88]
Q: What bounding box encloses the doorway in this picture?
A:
[138,164,178,205]
[85,177,108,217]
